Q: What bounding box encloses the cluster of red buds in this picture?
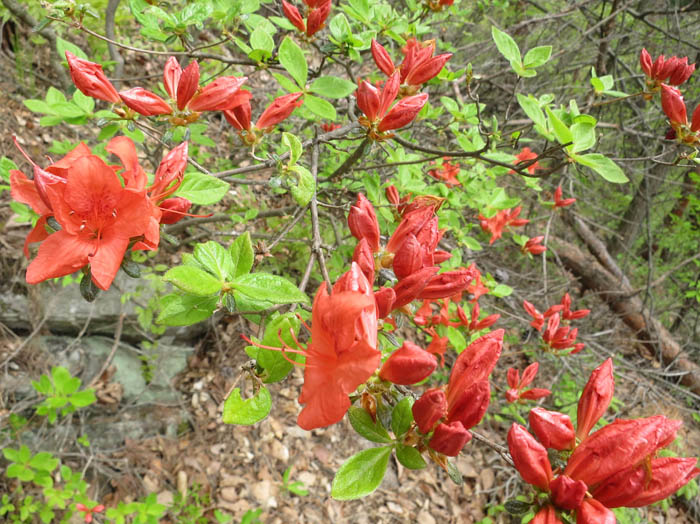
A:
[640,48,695,96]
[408,331,503,458]
[355,72,428,140]
[282,0,331,38]
[479,206,529,244]
[522,236,546,255]
[224,92,304,145]
[524,293,589,354]
[415,298,499,334]
[10,137,193,290]
[508,359,699,523]
[660,84,700,145]
[505,362,551,403]
[371,38,452,96]
[66,52,248,126]
[348,191,479,318]
[427,157,461,187]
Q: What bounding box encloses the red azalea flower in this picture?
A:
[511,147,541,174]
[479,206,529,244]
[505,362,551,403]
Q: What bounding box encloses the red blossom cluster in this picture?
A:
[505,362,550,403]
[640,48,695,93]
[427,157,461,187]
[282,0,331,38]
[66,52,249,126]
[224,92,304,145]
[371,38,452,95]
[10,137,191,290]
[524,293,589,354]
[508,359,699,523]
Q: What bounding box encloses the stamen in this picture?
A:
[296,313,312,334]
[12,135,39,168]
[240,333,306,368]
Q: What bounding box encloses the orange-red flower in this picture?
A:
[479,207,529,244]
[505,363,550,403]
[511,147,541,174]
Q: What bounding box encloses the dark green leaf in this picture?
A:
[230,232,255,278]
[348,407,392,443]
[504,499,532,516]
[390,396,414,437]
[395,444,426,469]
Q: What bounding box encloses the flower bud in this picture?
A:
[306,0,331,37]
[352,238,375,285]
[224,99,253,132]
[371,39,396,77]
[448,329,503,405]
[119,88,172,116]
[159,197,192,224]
[412,387,447,433]
[188,76,247,112]
[282,0,306,33]
[348,193,380,252]
[377,93,428,132]
[576,358,614,440]
[65,51,120,103]
[256,92,303,130]
[163,56,182,99]
[446,379,490,430]
[418,267,476,300]
[379,341,437,385]
[668,57,695,86]
[507,423,553,491]
[356,80,381,122]
[393,233,423,279]
[529,408,575,451]
[176,61,200,110]
[374,287,395,319]
[661,84,687,126]
[392,266,439,309]
[378,72,401,118]
[639,48,652,77]
[549,475,587,510]
[428,421,471,456]
[152,141,188,197]
[531,505,562,524]
[404,53,452,86]
[576,499,615,524]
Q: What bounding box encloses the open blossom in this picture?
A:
[553,186,576,208]
[427,157,460,187]
[282,0,332,37]
[75,503,105,524]
[505,362,550,403]
[523,236,546,255]
[224,92,303,144]
[507,358,700,522]
[640,48,695,91]
[479,206,529,244]
[510,147,541,174]
[371,38,451,94]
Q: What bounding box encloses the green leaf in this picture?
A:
[331,447,391,500]
[68,389,96,408]
[164,266,222,295]
[230,232,255,278]
[523,46,552,68]
[574,153,629,183]
[390,397,414,437]
[2,447,21,463]
[56,37,87,63]
[194,241,235,281]
[278,36,307,88]
[309,76,357,99]
[570,121,596,153]
[52,366,79,394]
[491,26,520,64]
[73,89,95,114]
[50,102,85,119]
[250,27,274,56]
[282,132,303,165]
[28,453,58,472]
[348,407,392,443]
[6,463,33,482]
[32,375,52,395]
[289,165,315,206]
[23,99,55,114]
[395,444,426,469]
[175,172,230,205]
[516,94,545,129]
[272,72,301,93]
[328,13,351,40]
[157,293,218,326]
[222,387,272,425]
[232,273,309,306]
[545,107,573,145]
[303,95,336,120]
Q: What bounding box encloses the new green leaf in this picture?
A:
[279,36,307,88]
[331,447,392,500]
[222,387,272,425]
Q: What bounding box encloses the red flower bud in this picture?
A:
[446,379,490,430]
[282,0,306,33]
[306,0,331,37]
[576,358,614,440]
[371,39,396,77]
[507,423,553,491]
[661,83,687,126]
[532,506,562,524]
[691,103,700,133]
[163,56,182,99]
[576,499,615,524]
[65,51,120,103]
[433,250,452,264]
[374,287,396,319]
[639,48,652,77]
[176,61,200,110]
[428,421,471,456]
[412,387,447,433]
[348,193,380,252]
[668,56,695,86]
[152,141,188,197]
[119,88,172,116]
[159,197,192,224]
[188,76,247,112]
[553,186,576,208]
[393,234,424,279]
[529,408,575,451]
[379,341,437,385]
[550,475,587,510]
[593,457,700,508]
[448,330,503,405]
[404,53,452,86]
[352,238,375,285]
[392,266,439,309]
[378,72,401,120]
[377,93,428,132]
[224,99,253,131]
[356,80,381,122]
[418,267,476,300]
[256,92,303,130]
